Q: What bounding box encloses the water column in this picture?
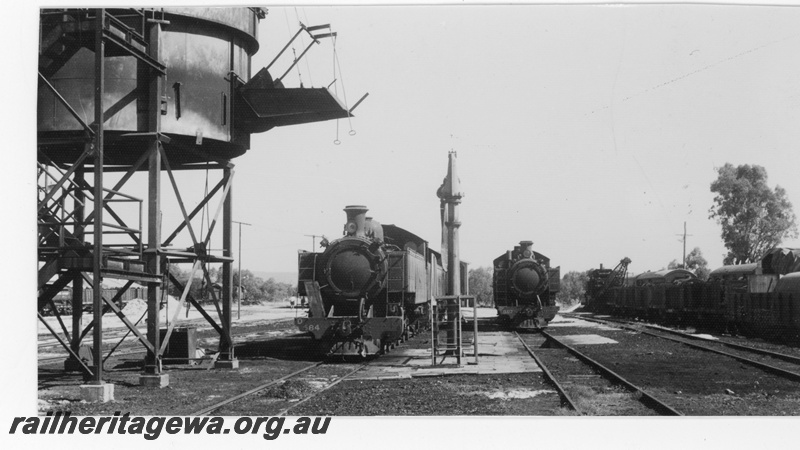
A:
[437,151,463,361]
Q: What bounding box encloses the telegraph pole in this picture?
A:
[304,234,323,251]
[233,220,251,320]
[676,221,693,268]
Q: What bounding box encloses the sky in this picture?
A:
[223,2,800,276]
[19,2,800,279]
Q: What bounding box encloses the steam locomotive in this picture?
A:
[295,205,459,356]
[493,241,560,329]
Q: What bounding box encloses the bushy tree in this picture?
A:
[556,271,589,306]
[234,270,294,304]
[165,266,294,304]
[667,247,710,281]
[709,164,797,264]
[468,267,493,307]
[167,264,204,299]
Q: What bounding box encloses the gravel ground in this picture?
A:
[574,310,800,357]
[38,319,314,415]
[545,320,800,415]
[216,365,366,416]
[519,333,658,415]
[290,373,567,416]
[39,358,317,416]
[38,311,800,416]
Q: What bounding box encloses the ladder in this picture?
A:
[430,295,477,366]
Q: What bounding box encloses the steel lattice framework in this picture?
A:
[37,8,357,389]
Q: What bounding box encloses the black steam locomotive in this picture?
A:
[493,241,560,329]
[295,205,451,356]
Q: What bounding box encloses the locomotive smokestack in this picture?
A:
[343,205,368,237]
[520,241,534,258]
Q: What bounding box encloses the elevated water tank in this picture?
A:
[38,8,350,167]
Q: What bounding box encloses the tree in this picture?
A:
[468,267,493,307]
[667,247,710,281]
[709,163,798,264]
[233,270,295,304]
[166,264,203,299]
[556,271,589,306]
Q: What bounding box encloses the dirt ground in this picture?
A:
[37,306,800,416]
[546,317,800,415]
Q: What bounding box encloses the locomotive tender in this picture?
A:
[295,205,452,356]
[493,241,560,329]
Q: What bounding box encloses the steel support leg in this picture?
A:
[90,8,105,384]
[143,139,164,378]
[216,165,238,368]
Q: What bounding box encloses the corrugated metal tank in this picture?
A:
[39,9,261,161]
[39,8,347,166]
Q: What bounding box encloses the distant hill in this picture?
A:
[250,271,297,285]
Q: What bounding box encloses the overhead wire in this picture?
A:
[282,9,303,87]
[291,7,307,87]
[299,7,315,87]
[584,32,800,235]
[332,33,355,138]
[585,32,800,117]
[332,36,341,145]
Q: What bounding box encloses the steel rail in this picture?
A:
[38,320,307,363]
[190,324,418,415]
[540,329,683,416]
[639,330,800,382]
[189,362,325,416]
[563,313,800,379]
[648,323,800,365]
[514,331,580,413]
[39,331,312,368]
[37,318,304,349]
[566,312,800,363]
[276,363,369,417]
[38,348,148,367]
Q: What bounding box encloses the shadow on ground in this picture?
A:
[234,334,328,361]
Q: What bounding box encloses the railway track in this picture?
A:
[189,361,326,416]
[37,316,299,349]
[38,327,308,368]
[516,330,682,415]
[187,329,429,416]
[189,361,369,416]
[562,313,800,383]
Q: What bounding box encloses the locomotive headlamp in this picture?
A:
[523,250,532,258]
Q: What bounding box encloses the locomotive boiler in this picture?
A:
[493,241,560,329]
[295,205,446,356]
